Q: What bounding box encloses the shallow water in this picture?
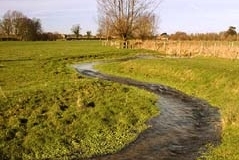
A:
[74,60,221,160]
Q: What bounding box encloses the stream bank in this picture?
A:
[74,59,221,160]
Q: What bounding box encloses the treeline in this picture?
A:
[168,26,238,41]
[1,10,238,42]
[0,10,62,41]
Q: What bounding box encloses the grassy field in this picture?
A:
[0,41,158,159]
[97,57,239,159]
[1,41,238,159]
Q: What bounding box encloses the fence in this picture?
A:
[140,40,239,59]
[103,40,239,59]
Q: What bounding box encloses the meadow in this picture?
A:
[97,56,239,159]
[0,41,158,159]
[1,40,239,159]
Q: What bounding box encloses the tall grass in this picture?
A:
[97,57,239,159]
[0,41,158,159]
[132,40,239,59]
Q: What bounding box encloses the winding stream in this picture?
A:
[74,58,221,160]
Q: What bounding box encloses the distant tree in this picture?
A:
[71,24,81,39]
[219,31,226,40]
[206,33,220,41]
[190,32,220,41]
[15,17,42,41]
[226,26,237,36]
[11,10,26,36]
[39,32,61,41]
[86,31,92,39]
[96,28,104,39]
[170,32,190,41]
[0,10,42,40]
[225,26,237,41]
[0,19,3,34]
[134,12,157,40]
[24,18,42,41]
[97,0,160,47]
[97,16,113,40]
[0,10,13,36]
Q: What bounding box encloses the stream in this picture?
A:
[74,58,221,160]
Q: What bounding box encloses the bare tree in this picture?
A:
[1,10,13,36]
[225,26,237,41]
[97,16,113,40]
[71,24,81,39]
[0,10,42,40]
[20,18,42,41]
[97,0,160,47]
[86,31,92,39]
[134,12,158,40]
[0,19,3,35]
[11,10,26,36]
[0,10,26,37]
[96,28,104,39]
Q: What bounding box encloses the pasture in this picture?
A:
[0,41,158,159]
[1,41,239,159]
[97,56,239,159]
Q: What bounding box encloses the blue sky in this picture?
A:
[0,0,238,34]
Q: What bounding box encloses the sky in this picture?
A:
[0,0,238,35]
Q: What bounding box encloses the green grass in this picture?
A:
[0,41,158,159]
[97,57,239,160]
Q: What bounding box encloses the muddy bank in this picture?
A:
[74,60,221,160]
